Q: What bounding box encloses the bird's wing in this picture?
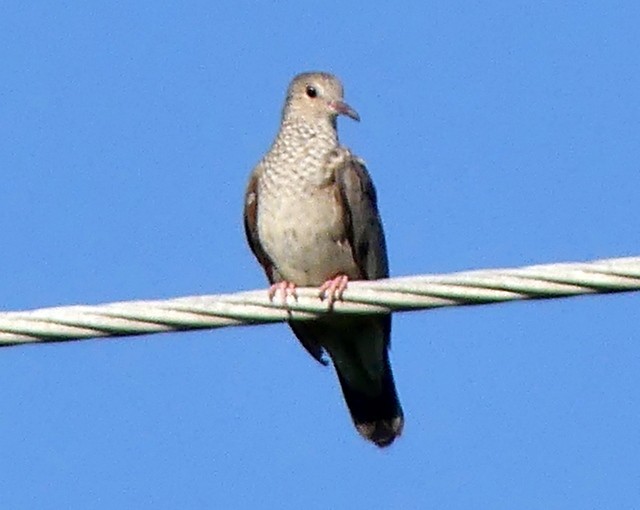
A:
[334,153,389,281]
[243,169,279,283]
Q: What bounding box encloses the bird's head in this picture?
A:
[283,72,360,124]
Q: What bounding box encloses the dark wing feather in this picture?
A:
[244,171,278,283]
[334,155,389,280]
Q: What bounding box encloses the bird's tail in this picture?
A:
[334,348,404,448]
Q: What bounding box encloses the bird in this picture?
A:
[243,72,403,447]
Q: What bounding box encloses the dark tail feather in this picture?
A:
[334,350,404,448]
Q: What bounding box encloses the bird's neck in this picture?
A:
[270,116,339,165]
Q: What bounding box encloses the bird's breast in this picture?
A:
[257,178,359,286]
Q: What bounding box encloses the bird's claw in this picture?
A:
[319,274,349,309]
[268,281,298,305]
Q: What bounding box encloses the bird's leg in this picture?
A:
[268,281,298,304]
[319,274,349,309]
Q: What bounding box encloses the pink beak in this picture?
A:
[331,100,360,122]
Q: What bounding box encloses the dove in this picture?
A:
[244,72,403,447]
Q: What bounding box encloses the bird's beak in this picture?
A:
[331,100,360,122]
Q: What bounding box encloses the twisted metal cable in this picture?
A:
[1,256,638,347]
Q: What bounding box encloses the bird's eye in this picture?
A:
[305,85,317,98]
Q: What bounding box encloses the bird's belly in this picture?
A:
[258,191,359,286]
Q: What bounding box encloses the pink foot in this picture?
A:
[319,274,349,308]
[268,281,298,304]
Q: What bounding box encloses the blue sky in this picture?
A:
[1,1,639,508]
